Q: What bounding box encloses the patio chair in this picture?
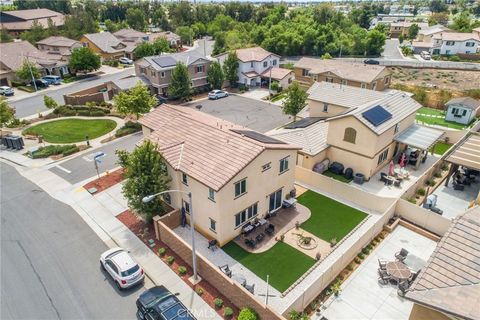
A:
[208,239,218,251]
[265,224,275,236]
[378,269,391,285]
[397,281,409,297]
[245,238,256,249]
[409,269,421,284]
[256,233,265,243]
[378,259,387,270]
[245,283,255,294]
[394,179,402,188]
[395,248,409,262]
[453,181,465,191]
[218,264,232,278]
[380,172,389,185]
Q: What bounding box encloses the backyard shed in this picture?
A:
[444,97,480,125]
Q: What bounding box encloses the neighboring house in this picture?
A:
[139,104,299,245]
[106,75,150,96]
[134,51,211,97]
[113,28,149,60]
[0,8,64,36]
[294,58,391,91]
[412,25,452,54]
[261,67,295,90]
[268,82,444,180]
[152,31,182,49]
[36,36,82,59]
[389,21,428,38]
[430,32,480,55]
[444,97,480,125]
[79,32,126,61]
[215,47,285,87]
[0,40,69,86]
[405,206,480,320]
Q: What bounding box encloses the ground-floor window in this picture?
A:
[210,218,216,232]
[377,148,389,166]
[268,189,283,212]
[183,199,190,214]
[235,203,258,228]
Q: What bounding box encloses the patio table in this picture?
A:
[259,218,267,225]
[243,224,254,234]
[386,261,411,282]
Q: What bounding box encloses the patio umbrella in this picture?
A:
[389,160,395,176]
[399,153,406,168]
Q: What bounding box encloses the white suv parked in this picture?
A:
[100,247,144,290]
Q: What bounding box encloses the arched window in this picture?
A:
[344,127,357,144]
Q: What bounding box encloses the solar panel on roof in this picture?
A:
[152,56,177,68]
[231,129,286,144]
[362,105,392,127]
[284,117,323,129]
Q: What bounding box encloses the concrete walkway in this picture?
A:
[7,163,220,320]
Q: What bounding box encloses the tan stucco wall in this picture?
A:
[408,304,452,320]
[297,150,328,170]
[327,116,378,157]
[164,148,297,246]
[308,99,350,117]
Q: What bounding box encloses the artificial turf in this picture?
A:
[222,241,316,292]
[431,141,453,155]
[23,118,117,143]
[298,190,367,242]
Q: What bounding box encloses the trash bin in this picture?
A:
[354,173,365,185]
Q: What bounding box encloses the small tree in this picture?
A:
[113,82,157,119]
[282,82,307,121]
[69,47,101,74]
[238,308,259,320]
[152,38,171,55]
[207,61,225,90]
[43,95,58,109]
[16,59,40,84]
[223,51,239,87]
[176,26,194,46]
[408,24,420,40]
[117,140,170,222]
[0,98,15,130]
[168,62,192,101]
[134,42,155,59]
[321,53,332,59]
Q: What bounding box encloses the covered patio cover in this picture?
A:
[445,134,480,171]
[394,124,444,151]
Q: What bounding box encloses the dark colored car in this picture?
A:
[364,59,380,65]
[30,79,49,88]
[136,286,196,320]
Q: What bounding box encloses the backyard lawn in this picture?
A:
[415,107,475,130]
[322,169,353,183]
[23,118,117,143]
[222,241,316,292]
[298,190,367,242]
[432,141,453,155]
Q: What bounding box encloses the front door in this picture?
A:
[268,189,283,212]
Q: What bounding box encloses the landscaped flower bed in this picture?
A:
[117,210,239,319]
[83,168,124,193]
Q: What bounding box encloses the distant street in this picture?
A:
[382,39,403,60]
[1,163,143,320]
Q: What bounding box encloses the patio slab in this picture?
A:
[316,226,437,320]
[432,181,480,220]
[284,228,331,259]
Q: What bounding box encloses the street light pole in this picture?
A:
[143,189,198,281]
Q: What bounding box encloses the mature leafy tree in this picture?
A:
[20,20,47,44]
[16,60,40,83]
[408,24,420,40]
[192,22,207,39]
[152,6,170,30]
[282,82,307,121]
[451,11,474,32]
[105,19,128,33]
[0,98,15,129]
[168,1,195,28]
[62,8,98,39]
[207,61,225,90]
[134,42,156,59]
[113,82,157,119]
[176,26,194,46]
[43,95,58,109]
[0,29,13,43]
[212,32,226,55]
[117,140,170,222]
[366,29,386,56]
[429,0,448,13]
[429,12,449,26]
[152,38,171,55]
[69,47,101,74]
[223,51,239,87]
[126,8,147,31]
[168,63,192,100]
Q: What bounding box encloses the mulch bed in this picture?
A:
[117,210,239,320]
[83,168,124,193]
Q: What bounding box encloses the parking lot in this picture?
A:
[183,94,291,133]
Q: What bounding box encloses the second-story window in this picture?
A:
[262,162,271,172]
[234,179,246,198]
[208,188,215,201]
[326,77,333,83]
[466,42,475,47]
[280,157,289,174]
[263,61,268,68]
[140,67,146,75]
[250,62,254,68]
[273,60,277,66]
[361,83,367,89]
[196,65,204,73]
[160,71,165,78]
[446,41,455,46]
[344,127,357,144]
[302,69,309,76]
[323,104,328,112]
[182,173,188,185]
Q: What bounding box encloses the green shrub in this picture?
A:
[115,121,142,137]
[433,171,442,178]
[238,308,258,320]
[62,146,80,156]
[158,247,166,256]
[426,179,436,186]
[366,244,373,250]
[90,110,106,117]
[78,110,91,116]
[357,252,365,259]
[416,188,426,196]
[6,118,22,128]
[441,163,449,171]
[195,287,204,296]
[347,263,354,271]
[178,266,187,275]
[354,257,361,264]
[31,144,78,159]
[448,55,460,62]
[11,80,23,87]
[224,307,234,319]
[166,256,174,265]
[214,298,223,309]
[408,197,417,204]
[361,247,370,255]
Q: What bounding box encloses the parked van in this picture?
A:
[420,51,431,60]
[42,75,62,85]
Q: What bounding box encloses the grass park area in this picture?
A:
[222,241,316,292]
[23,118,117,143]
[298,190,367,243]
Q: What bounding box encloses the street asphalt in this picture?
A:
[382,39,403,60]
[49,132,142,184]
[183,95,291,133]
[1,163,144,320]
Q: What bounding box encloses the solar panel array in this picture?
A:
[361,105,392,127]
[284,117,323,129]
[231,129,286,144]
[152,56,177,68]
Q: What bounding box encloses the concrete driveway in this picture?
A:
[382,39,404,60]
[183,95,291,133]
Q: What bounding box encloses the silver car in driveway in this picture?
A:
[208,90,228,100]
[100,247,144,290]
[0,86,14,96]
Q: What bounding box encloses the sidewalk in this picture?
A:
[12,164,221,320]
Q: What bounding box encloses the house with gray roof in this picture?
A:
[79,32,127,60]
[444,97,480,125]
[0,8,64,36]
[134,51,212,97]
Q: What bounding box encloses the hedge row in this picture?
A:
[31,144,79,159]
[53,105,111,117]
[115,121,142,137]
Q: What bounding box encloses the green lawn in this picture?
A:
[417,107,445,117]
[23,118,117,143]
[431,142,453,155]
[322,169,353,183]
[222,241,315,292]
[415,114,471,130]
[298,190,367,242]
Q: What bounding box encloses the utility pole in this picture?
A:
[25,55,38,92]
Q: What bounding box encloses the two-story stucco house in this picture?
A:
[139,104,299,245]
[431,32,480,55]
[134,51,211,97]
[444,97,480,125]
[79,32,127,61]
[215,47,293,88]
[36,36,82,60]
[293,58,391,91]
[268,82,444,180]
[389,21,428,38]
